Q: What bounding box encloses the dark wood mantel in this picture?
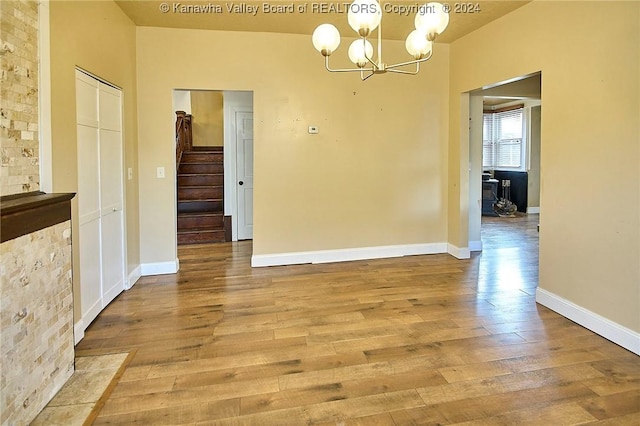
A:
[1,191,75,243]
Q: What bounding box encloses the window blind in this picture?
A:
[483,108,524,170]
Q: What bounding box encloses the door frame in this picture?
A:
[465,72,543,251]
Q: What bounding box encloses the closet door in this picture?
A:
[75,70,125,330]
[98,83,125,305]
[76,71,103,325]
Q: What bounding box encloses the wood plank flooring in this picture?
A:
[77,214,640,425]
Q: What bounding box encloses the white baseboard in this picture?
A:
[469,240,483,252]
[103,281,123,308]
[527,207,540,214]
[536,288,640,355]
[126,265,142,289]
[447,244,471,259]
[80,298,102,334]
[252,243,448,268]
[74,320,85,345]
[74,265,142,345]
[140,259,180,276]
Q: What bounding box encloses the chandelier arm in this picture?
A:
[324,56,370,73]
[387,67,419,75]
[362,38,378,69]
[360,69,375,81]
[385,51,433,71]
[362,16,384,70]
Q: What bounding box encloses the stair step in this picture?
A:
[178,173,223,187]
[191,146,222,152]
[177,199,223,214]
[177,147,225,245]
[178,186,223,201]
[180,151,223,163]
[178,163,224,174]
[177,229,226,245]
[177,212,224,230]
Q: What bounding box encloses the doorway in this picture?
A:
[171,89,254,243]
[467,73,542,251]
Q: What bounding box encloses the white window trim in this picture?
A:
[483,107,528,173]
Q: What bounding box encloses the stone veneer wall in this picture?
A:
[1,2,76,424]
[0,220,74,425]
[0,0,40,196]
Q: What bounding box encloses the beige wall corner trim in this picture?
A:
[447,244,471,260]
[127,265,142,289]
[38,0,52,192]
[74,320,84,345]
[252,243,448,268]
[140,259,180,276]
[536,288,640,355]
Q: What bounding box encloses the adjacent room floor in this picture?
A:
[73,213,639,424]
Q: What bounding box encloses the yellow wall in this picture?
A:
[449,1,640,331]
[528,105,541,209]
[136,27,450,263]
[50,0,139,322]
[190,90,224,147]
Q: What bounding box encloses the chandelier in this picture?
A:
[312,0,449,80]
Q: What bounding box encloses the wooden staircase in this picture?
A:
[177,147,227,245]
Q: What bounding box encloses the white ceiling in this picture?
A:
[115,1,530,43]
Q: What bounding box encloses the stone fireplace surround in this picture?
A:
[1,191,75,425]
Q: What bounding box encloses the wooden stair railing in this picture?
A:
[175,111,192,167]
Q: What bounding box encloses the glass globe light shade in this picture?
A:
[348,39,374,67]
[415,2,449,39]
[312,24,341,56]
[348,0,382,37]
[405,30,432,59]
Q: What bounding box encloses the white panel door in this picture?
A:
[98,85,121,132]
[76,70,125,331]
[76,71,102,326]
[78,220,102,324]
[236,112,253,240]
[98,83,125,305]
[75,73,99,129]
[98,127,124,304]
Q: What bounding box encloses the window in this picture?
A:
[483,108,525,170]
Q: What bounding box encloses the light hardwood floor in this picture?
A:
[77,214,640,425]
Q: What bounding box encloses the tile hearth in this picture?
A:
[31,352,131,425]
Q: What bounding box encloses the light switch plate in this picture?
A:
[156,167,165,178]
[308,126,319,134]
[128,168,133,180]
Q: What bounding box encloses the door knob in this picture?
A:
[239,181,244,186]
